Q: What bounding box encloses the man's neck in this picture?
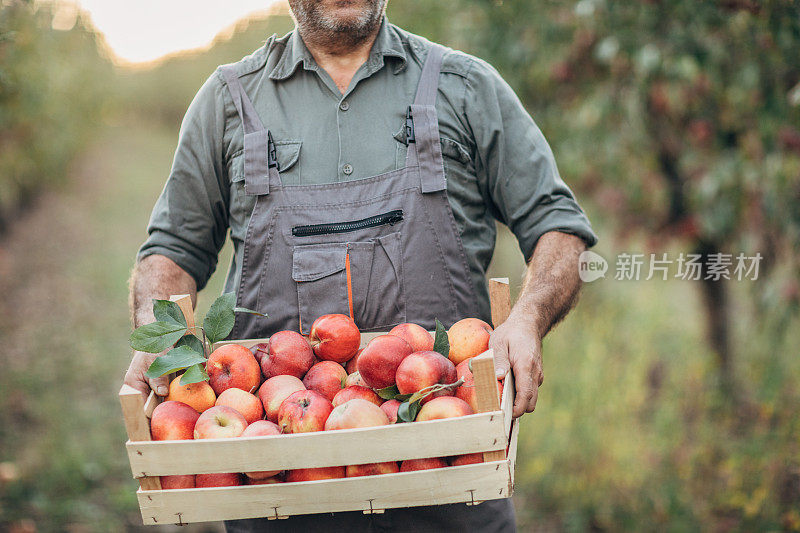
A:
[300,27,381,95]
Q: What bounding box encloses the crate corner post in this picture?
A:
[119,384,161,491]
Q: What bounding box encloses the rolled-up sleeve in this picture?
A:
[465,60,598,260]
[136,72,229,290]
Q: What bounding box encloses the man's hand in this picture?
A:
[124,350,170,399]
[491,314,543,417]
[127,254,197,400]
[489,231,586,418]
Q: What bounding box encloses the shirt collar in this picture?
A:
[268,17,408,81]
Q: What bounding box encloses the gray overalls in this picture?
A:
[220,44,516,532]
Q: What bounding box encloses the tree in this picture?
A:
[392,0,800,392]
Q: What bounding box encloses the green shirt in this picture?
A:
[138,19,597,296]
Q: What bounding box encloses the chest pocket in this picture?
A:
[228,140,302,240]
[393,126,472,170]
[290,220,407,334]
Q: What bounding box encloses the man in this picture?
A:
[125,0,597,530]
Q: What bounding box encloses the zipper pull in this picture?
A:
[405,107,415,144]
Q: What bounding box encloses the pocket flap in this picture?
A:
[275,140,302,171]
[292,243,347,282]
[228,140,302,183]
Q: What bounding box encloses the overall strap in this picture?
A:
[220,65,278,196]
[406,44,447,194]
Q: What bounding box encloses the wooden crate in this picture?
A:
[120,278,518,526]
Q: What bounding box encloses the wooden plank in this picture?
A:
[471,351,506,462]
[119,384,161,491]
[137,461,511,525]
[506,418,520,495]
[214,331,387,352]
[489,278,512,328]
[128,411,506,477]
[143,391,161,419]
[213,337,270,351]
[500,368,515,438]
[169,294,195,333]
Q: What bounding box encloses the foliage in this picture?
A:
[390,0,800,386]
[129,293,262,384]
[0,0,112,232]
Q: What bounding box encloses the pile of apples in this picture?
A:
[149,314,503,489]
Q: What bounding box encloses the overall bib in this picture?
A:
[220,45,516,532]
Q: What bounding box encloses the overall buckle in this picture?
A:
[267,131,279,170]
[405,107,415,144]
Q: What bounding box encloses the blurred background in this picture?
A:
[1,0,798,531]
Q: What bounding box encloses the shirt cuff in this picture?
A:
[136,232,217,291]
[514,207,598,261]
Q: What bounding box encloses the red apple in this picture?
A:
[389,323,434,352]
[450,453,483,466]
[257,375,306,423]
[395,351,457,395]
[345,348,363,374]
[206,344,262,395]
[447,318,493,365]
[196,473,241,487]
[302,361,348,401]
[215,388,263,425]
[324,398,390,430]
[250,342,269,366]
[308,314,361,363]
[247,475,283,485]
[345,371,367,388]
[332,386,383,408]
[160,474,195,489]
[241,420,282,479]
[346,462,399,477]
[416,396,473,421]
[380,399,401,423]
[400,458,448,471]
[277,390,333,433]
[356,334,413,389]
[285,466,345,482]
[193,405,248,439]
[261,331,315,380]
[454,358,504,413]
[150,401,200,441]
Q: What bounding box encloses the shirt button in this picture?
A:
[342,164,353,175]
[339,100,350,111]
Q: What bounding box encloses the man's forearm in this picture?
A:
[510,231,586,337]
[129,254,198,327]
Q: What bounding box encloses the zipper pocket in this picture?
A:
[292,210,404,237]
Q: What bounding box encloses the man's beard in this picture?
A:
[290,0,387,49]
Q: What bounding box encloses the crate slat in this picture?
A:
[120,385,161,491]
[137,460,511,525]
[128,410,506,477]
[500,369,515,438]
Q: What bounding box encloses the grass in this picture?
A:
[0,118,797,532]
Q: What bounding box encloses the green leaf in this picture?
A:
[145,345,207,379]
[376,385,401,400]
[180,363,209,385]
[152,299,187,328]
[234,306,269,318]
[130,321,187,353]
[203,292,236,345]
[176,334,206,356]
[397,400,422,423]
[432,318,450,358]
